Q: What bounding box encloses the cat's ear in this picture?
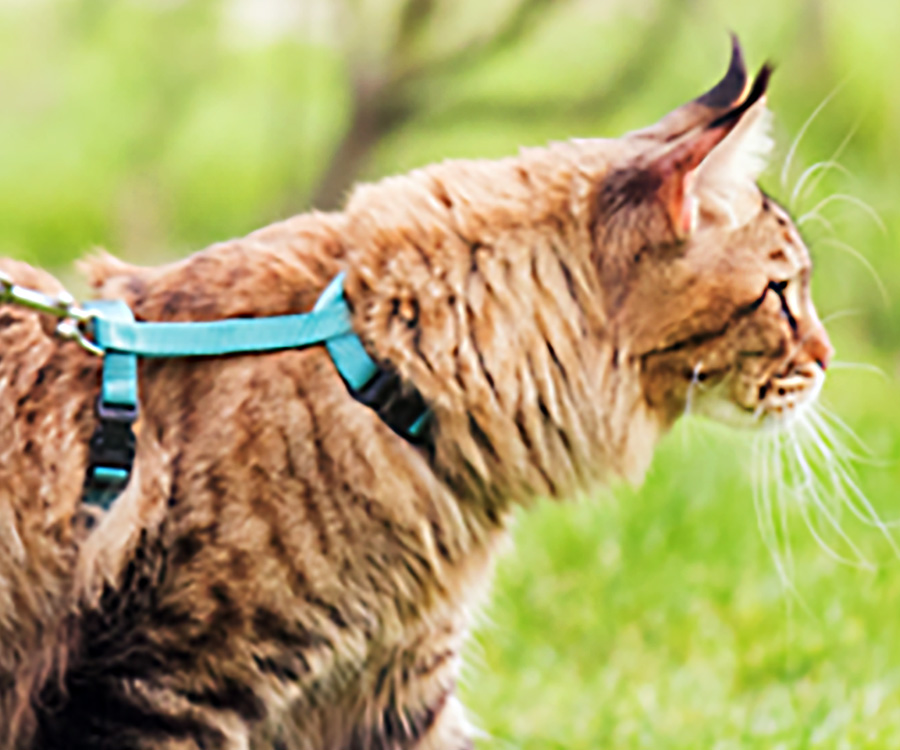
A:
[650,63,773,238]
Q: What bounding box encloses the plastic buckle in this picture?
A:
[96,397,139,425]
[83,397,138,507]
[352,368,431,443]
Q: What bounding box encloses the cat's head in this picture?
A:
[590,37,832,431]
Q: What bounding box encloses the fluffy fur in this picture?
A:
[0,41,832,749]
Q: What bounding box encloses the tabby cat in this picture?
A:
[0,39,831,749]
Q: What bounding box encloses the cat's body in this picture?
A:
[0,41,832,749]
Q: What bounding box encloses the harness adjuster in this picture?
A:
[83,397,138,507]
[352,368,431,442]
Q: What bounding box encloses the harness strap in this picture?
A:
[313,274,379,389]
[78,273,429,507]
[313,275,430,443]
[90,297,355,357]
[82,300,139,508]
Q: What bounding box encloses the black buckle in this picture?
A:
[352,368,430,444]
[83,397,138,505]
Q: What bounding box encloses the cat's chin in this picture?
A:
[690,399,763,430]
[684,363,825,433]
[688,383,822,433]
[693,397,820,433]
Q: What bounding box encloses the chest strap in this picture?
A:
[81,299,139,508]
[83,273,429,508]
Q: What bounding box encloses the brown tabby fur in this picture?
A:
[0,41,832,749]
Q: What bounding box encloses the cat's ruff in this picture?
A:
[0,269,429,508]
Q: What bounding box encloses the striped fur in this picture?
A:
[0,43,832,748]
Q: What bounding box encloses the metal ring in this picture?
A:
[65,304,98,324]
[56,319,105,357]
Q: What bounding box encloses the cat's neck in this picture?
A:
[341,142,664,508]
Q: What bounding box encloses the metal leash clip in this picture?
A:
[0,269,104,356]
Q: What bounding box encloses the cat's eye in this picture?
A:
[783,277,803,317]
[769,279,799,333]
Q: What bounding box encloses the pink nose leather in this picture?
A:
[804,326,833,370]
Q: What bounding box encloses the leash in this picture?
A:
[0,270,430,509]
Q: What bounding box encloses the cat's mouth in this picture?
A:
[754,361,825,429]
[689,361,825,430]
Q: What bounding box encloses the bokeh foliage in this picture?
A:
[2,0,900,746]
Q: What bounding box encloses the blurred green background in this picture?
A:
[3,0,900,747]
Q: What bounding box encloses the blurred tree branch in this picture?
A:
[310,0,680,210]
[419,0,683,128]
[312,0,560,209]
[390,0,556,88]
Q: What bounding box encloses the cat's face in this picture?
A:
[631,190,831,432]
[591,40,832,433]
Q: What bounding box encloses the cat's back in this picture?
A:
[29,207,497,749]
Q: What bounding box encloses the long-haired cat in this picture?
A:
[0,38,831,749]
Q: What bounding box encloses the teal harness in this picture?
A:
[0,271,429,508]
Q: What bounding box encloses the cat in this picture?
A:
[0,38,832,749]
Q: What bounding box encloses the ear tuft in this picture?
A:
[636,35,753,142]
[695,33,749,110]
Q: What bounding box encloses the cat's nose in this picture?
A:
[803,326,833,370]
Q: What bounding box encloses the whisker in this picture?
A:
[803,418,900,559]
[752,439,774,562]
[770,435,800,591]
[791,476,874,570]
[760,434,808,606]
[804,420,862,508]
[816,403,879,457]
[794,423,848,522]
[819,309,862,326]
[814,237,890,308]
[752,401,765,422]
[777,440,829,564]
[806,409,886,468]
[801,112,865,201]
[786,429,876,569]
[683,361,704,419]
[828,360,889,379]
[790,160,856,210]
[680,362,706,450]
[832,461,900,546]
[803,193,887,236]
[808,409,898,512]
[780,81,847,191]
[797,211,836,235]
[754,438,779,567]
